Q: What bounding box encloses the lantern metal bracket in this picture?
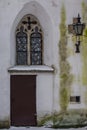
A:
[75,40,80,53]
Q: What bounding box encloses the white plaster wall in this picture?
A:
[0,0,87,121]
[65,0,87,109]
[37,73,53,118]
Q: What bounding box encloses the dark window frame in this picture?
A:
[70,96,80,103]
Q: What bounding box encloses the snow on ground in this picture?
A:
[2,126,87,130]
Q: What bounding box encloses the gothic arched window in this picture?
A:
[16,14,43,65]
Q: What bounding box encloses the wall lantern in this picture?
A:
[68,14,85,53]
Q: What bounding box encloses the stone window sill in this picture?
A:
[8,65,54,73]
[70,102,81,104]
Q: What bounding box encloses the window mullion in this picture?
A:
[27,32,30,65]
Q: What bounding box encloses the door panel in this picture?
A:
[10,75,37,126]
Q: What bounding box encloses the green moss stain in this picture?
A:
[82,1,87,22]
[0,117,10,128]
[59,4,73,111]
[0,120,10,129]
[82,1,87,86]
[81,1,87,104]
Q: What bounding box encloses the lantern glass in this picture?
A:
[74,23,83,35]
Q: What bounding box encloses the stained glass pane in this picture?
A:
[16,26,27,65]
[31,38,41,51]
[16,37,27,44]
[17,52,27,65]
[31,52,42,65]
[31,33,41,38]
[30,26,42,65]
[16,36,27,51]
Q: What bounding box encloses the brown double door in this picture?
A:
[10,75,37,126]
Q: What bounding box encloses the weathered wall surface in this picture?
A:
[0,0,87,127]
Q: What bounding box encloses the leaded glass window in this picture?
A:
[16,14,43,65]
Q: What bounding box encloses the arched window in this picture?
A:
[16,14,43,65]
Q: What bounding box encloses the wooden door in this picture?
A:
[10,75,37,126]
